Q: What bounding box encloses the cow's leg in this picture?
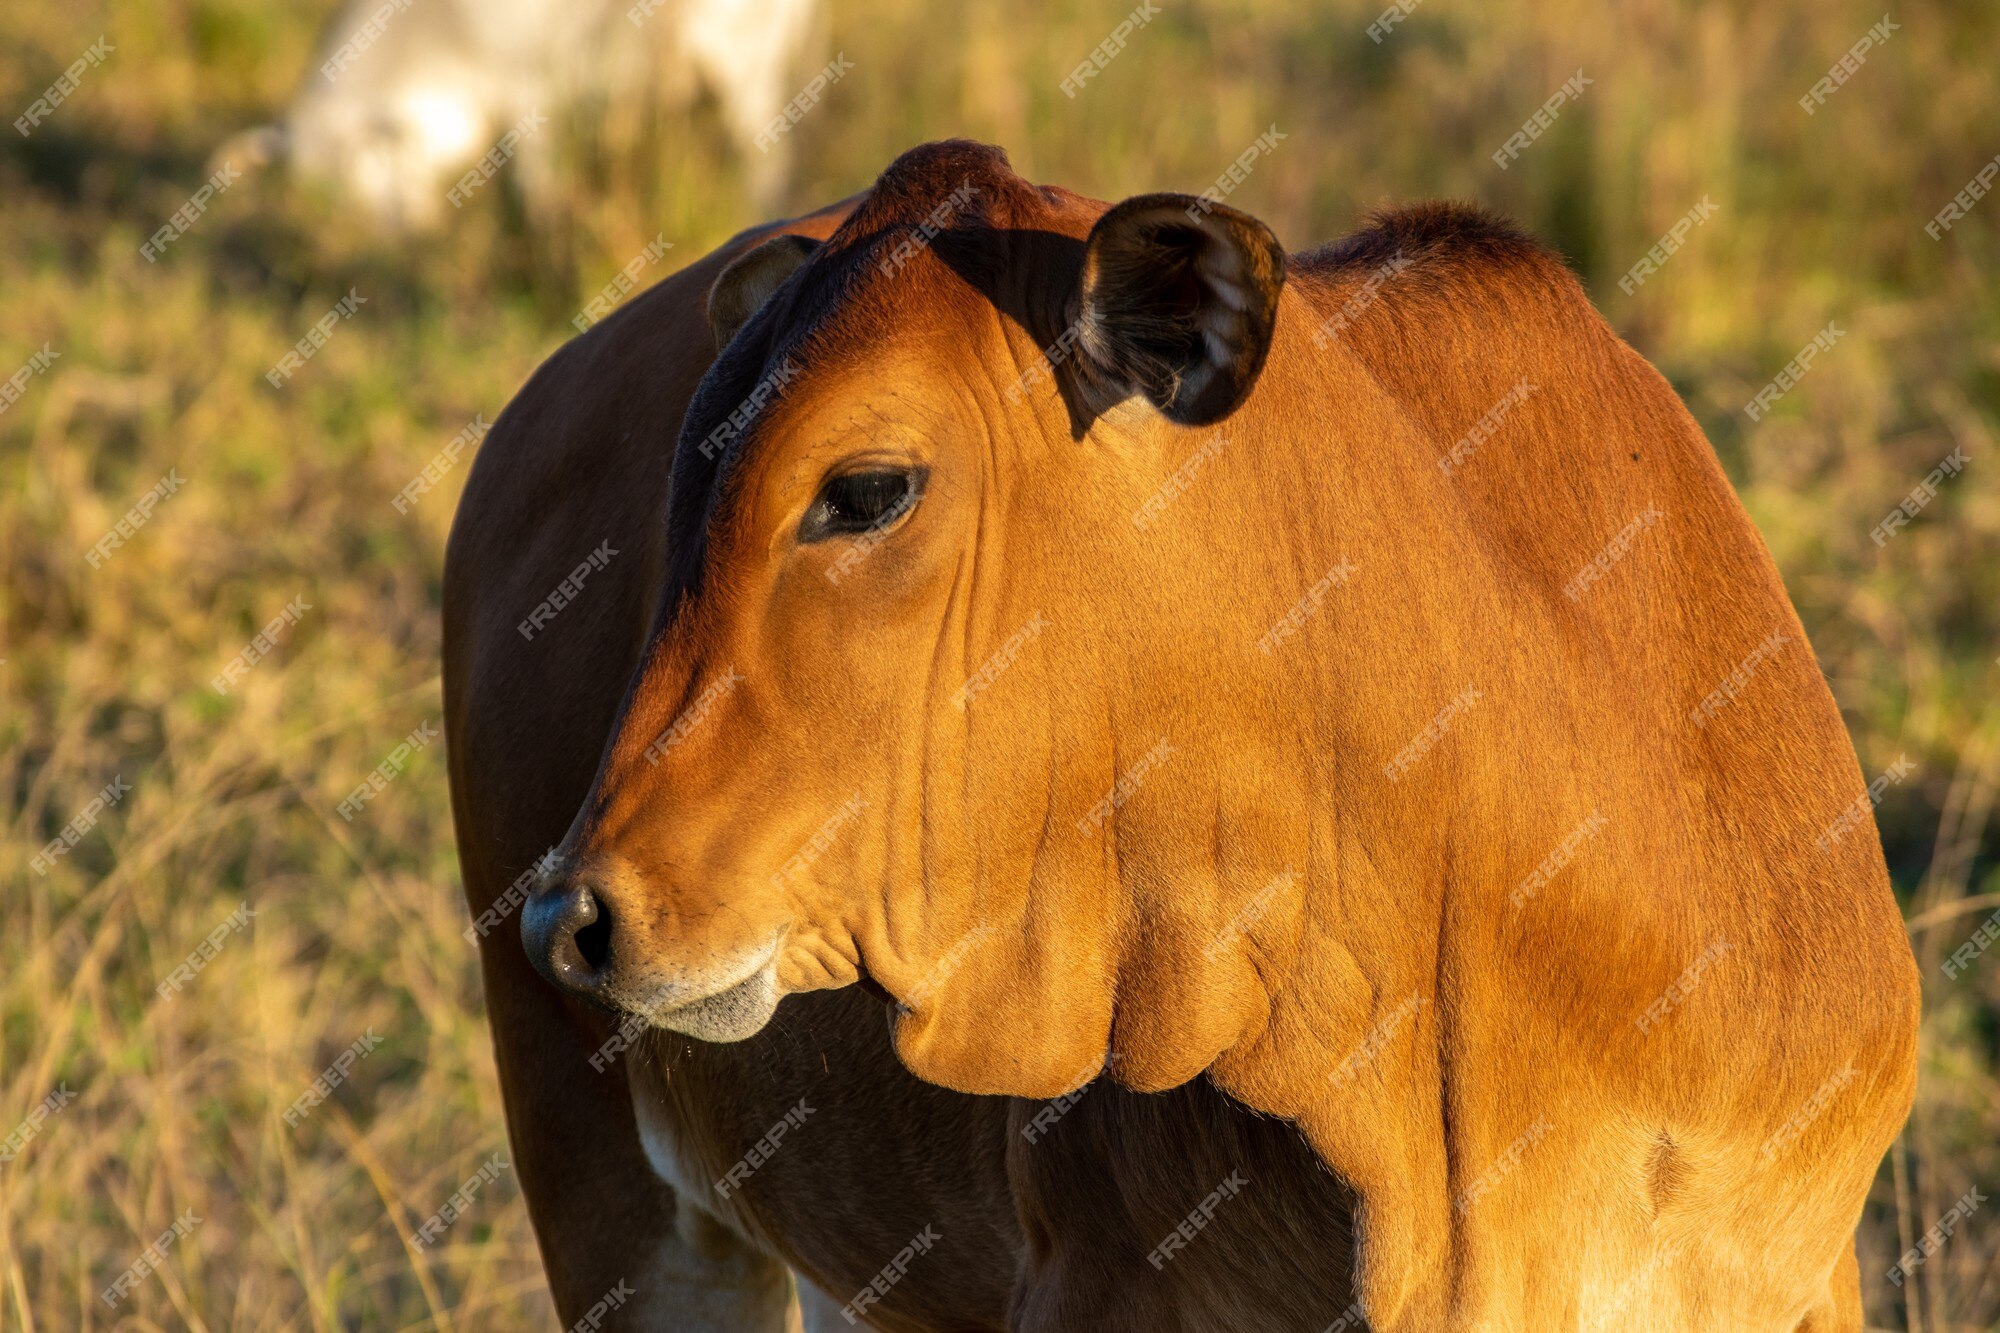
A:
[476,930,796,1329]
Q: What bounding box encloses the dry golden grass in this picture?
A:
[1,0,1995,1327]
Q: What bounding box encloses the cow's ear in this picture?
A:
[1074,195,1287,426]
[708,234,820,350]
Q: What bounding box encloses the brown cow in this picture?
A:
[444,140,1918,1331]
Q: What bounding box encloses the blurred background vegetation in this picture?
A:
[1,0,1995,1327]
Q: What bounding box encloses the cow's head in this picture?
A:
[525,141,1305,1096]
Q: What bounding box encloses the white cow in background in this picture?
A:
[242,0,821,230]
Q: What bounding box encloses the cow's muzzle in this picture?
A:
[521,860,784,1042]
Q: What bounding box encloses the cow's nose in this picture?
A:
[522,877,613,996]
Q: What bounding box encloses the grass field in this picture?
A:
[1,0,1996,1327]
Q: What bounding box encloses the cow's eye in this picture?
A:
[800,468,923,542]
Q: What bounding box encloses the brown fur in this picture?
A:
[445,141,1919,1330]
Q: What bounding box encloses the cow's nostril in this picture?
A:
[573,905,612,971]
[522,878,613,996]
